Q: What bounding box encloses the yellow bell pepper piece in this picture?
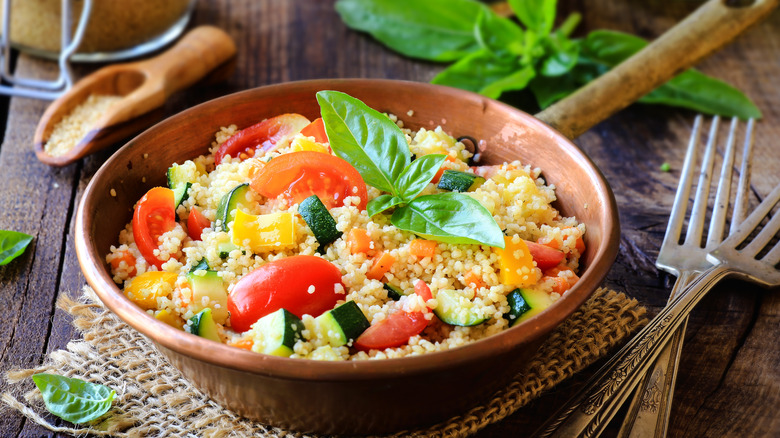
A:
[231,209,296,252]
[290,135,329,154]
[155,309,184,329]
[493,236,540,287]
[124,271,177,310]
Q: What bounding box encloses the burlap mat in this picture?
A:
[1,286,646,437]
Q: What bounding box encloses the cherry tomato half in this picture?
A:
[300,117,328,144]
[525,240,565,270]
[354,280,432,351]
[250,151,368,210]
[227,255,345,332]
[214,113,310,165]
[187,207,211,241]
[132,187,176,270]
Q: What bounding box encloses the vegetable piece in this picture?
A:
[290,135,330,154]
[214,113,311,164]
[189,258,209,272]
[132,187,176,270]
[228,338,254,350]
[575,236,586,254]
[437,170,485,192]
[166,164,192,208]
[505,288,553,326]
[186,270,229,324]
[250,151,368,210]
[155,309,183,329]
[433,289,488,326]
[227,255,345,332]
[462,270,487,290]
[189,308,221,342]
[299,195,343,247]
[366,251,395,281]
[524,240,565,270]
[300,117,329,143]
[124,271,177,310]
[109,249,136,277]
[354,281,432,351]
[0,230,34,266]
[231,210,296,253]
[250,308,305,356]
[493,236,540,287]
[347,228,373,254]
[313,300,371,347]
[187,207,211,241]
[31,373,115,424]
[431,155,458,184]
[215,183,253,232]
[409,239,437,258]
[383,282,404,300]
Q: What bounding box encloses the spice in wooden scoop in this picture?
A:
[43,94,122,157]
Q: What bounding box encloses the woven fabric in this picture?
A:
[2,286,646,437]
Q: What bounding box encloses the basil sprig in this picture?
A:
[0,230,33,266]
[317,91,504,248]
[32,373,116,424]
[335,0,761,119]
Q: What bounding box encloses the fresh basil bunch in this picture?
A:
[32,373,116,424]
[335,0,761,119]
[317,90,505,248]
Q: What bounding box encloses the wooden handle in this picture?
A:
[535,0,778,139]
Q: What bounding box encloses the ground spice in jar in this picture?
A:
[44,94,121,157]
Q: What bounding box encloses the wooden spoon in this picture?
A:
[34,25,237,167]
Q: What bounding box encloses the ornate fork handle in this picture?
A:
[534,265,732,438]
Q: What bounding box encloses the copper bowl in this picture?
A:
[75,79,619,434]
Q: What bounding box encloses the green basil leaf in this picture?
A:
[581,30,646,65]
[432,50,534,99]
[396,154,447,202]
[32,373,116,424]
[0,230,33,266]
[367,194,404,217]
[480,65,537,100]
[528,74,579,108]
[508,0,557,35]
[539,32,580,77]
[334,0,483,62]
[391,193,504,248]
[317,90,410,194]
[474,7,524,58]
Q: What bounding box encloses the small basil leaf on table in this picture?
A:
[395,154,447,202]
[391,193,505,248]
[31,373,116,424]
[367,194,404,217]
[0,230,34,266]
[317,90,410,195]
[508,0,557,36]
[334,0,483,62]
[474,7,524,58]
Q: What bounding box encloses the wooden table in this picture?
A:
[0,1,777,436]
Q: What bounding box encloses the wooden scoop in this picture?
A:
[34,25,237,167]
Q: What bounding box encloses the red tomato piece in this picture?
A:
[187,207,211,241]
[300,117,328,144]
[132,187,176,270]
[413,279,433,303]
[214,113,310,165]
[524,240,565,270]
[250,151,368,210]
[354,280,432,351]
[227,255,345,332]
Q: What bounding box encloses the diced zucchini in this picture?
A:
[217,237,240,259]
[187,270,228,324]
[231,210,297,253]
[433,289,488,327]
[189,308,221,342]
[299,195,342,247]
[189,258,209,273]
[167,164,193,208]
[251,308,305,357]
[505,288,553,326]
[313,301,370,347]
[437,170,485,192]
[383,283,404,301]
[215,183,252,231]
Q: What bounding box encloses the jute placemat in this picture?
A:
[2,286,646,437]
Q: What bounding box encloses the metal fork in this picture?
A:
[618,116,755,438]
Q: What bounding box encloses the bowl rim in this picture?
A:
[75,78,620,380]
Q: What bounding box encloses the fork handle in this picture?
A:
[535,0,778,139]
[532,266,731,438]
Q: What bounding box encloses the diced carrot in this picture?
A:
[462,270,487,290]
[228,338,255,350]
[367,252,395,281]
[537,236,561,250]
[110,250,137,277]
[431,155,458,184]
[544,265,574,277]
[409,239,437,258]
[347,228,373,255]
[544,276,570,295]
[575,237,586,254]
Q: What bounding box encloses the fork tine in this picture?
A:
[706,117,738,248]
[742,192,780,257]
[684,116,720,247]
[662,115,703,249]
[730,119,756,234]
[764,234,780,266]
[727,183,780,252]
